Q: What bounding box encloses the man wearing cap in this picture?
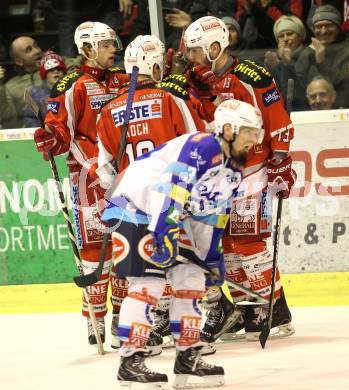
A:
[0,36,77,129]
[23,52,67,127]
[234,0,304,50]
[221,16,242,54]
[295,5,349,108]
[264,15,308,110]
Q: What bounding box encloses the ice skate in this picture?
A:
[219,305,251,341]
[87,317,105,345]
[111,312,121,349]
[245,287,295,341]
[173,346,224,389]
[200,342,216,356]
[200,293,241,343]
[146,309,173,357]
[118,352,168,389]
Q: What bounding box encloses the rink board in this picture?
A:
[0,129,76,284]
[0,271,348,314]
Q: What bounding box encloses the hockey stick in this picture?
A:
[259,78,294,348]
[24,90,105,355]
[180,219,268,304]
[258,196,283,348]
[73,65,139,288]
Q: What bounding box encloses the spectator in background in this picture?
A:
[23,52,67,127]
[133,1,237,50]
[234,0,304,54]
[188,0,238,22]
[0,36,77,129]
[220,15,261,62]
[295,5,349,108]
[304,0,345,31]
[221,16,242,55]
[131,1,194,50]
[52,0,131,57]
[306,75,337,110]
[0,36,43,129]
[264,15,307,110]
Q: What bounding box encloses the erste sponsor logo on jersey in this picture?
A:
[47,101,60,114]
[262,87,281,107]
[111,99,162,125]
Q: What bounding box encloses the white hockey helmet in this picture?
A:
[124,35,165,81]
[74,21,122,55]
[214,99,264,144]
[184,16,229,64]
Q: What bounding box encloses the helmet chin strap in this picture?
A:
[83,47,107,70]
[205,44,223,72]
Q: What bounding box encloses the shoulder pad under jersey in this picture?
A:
[233,59,273,89]
[108,66,126,74]
[50,71,83,97]
[156,74,190,100]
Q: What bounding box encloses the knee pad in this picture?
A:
[168,263,206,297]
[127,276,167,304]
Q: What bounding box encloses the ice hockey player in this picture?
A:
[101,98,264,388]
[183,16,296,347]
[32,21,128,347]
[93,33,206,350]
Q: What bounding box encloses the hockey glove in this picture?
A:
[205,255,226,287]
[185,65,216,99]
[266,155,297,199]
[151,226,180,268]
[34,125,67,156]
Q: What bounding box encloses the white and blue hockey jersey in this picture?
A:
[102,132,264,264]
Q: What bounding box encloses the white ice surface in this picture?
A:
[1,306,349,390]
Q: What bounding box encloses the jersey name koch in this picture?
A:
[111,99,162,125]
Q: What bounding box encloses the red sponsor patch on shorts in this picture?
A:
[177,316,201,346]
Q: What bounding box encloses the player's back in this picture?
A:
[97,81,199,171]
[215,60,293,172]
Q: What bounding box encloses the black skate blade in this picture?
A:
[73,272,98,288]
